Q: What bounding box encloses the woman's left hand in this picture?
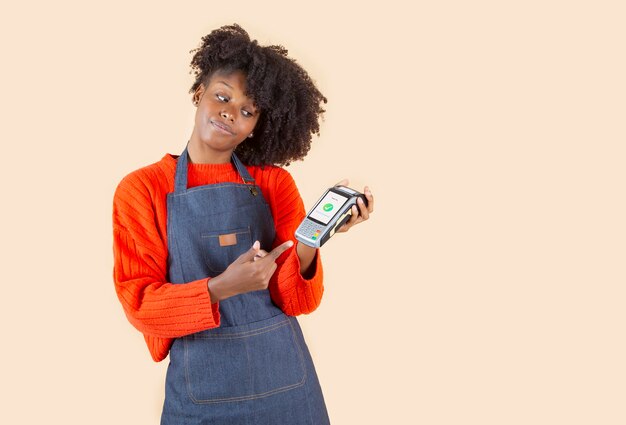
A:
[334,179,374,233]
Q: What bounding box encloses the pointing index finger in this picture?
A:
[269,240,294,260]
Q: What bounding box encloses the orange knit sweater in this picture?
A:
[112,153,324,362]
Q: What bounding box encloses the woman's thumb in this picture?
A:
[237,240,260,263]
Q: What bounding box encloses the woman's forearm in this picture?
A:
[296,241,318,279]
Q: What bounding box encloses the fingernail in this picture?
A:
[286,240,294,247]
[253,241,260,249]
[358,198,364,204]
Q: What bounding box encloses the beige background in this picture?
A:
[1,1,624,423]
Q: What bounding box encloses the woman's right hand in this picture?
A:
[207,240,294,302]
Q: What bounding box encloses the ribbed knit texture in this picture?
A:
[113,153,324,362]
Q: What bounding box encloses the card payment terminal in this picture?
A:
[295,185,368,248]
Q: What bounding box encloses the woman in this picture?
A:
[113,24,374,424]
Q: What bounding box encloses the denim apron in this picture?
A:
[161,148,330,425]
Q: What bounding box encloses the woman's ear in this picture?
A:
[192,84,205,106]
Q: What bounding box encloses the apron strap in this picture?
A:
[174,146,256,193]
[231,152,255,184]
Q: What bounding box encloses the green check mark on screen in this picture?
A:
[323,203,333,212]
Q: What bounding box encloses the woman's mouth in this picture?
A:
[210,120,235,135]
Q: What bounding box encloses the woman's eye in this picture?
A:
[216,94,229,102]
[242,110,254,118]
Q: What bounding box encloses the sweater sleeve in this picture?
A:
[267,169,324,315]
[112,173,220,345]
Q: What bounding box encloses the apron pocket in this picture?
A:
[201,226,252,273]
[183,317,307,404]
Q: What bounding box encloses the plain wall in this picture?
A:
[1,1,625,423]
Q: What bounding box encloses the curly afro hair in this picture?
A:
[189,24,327,167]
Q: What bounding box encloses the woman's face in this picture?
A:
[191,70,260,157]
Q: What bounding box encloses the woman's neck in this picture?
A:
[187,137,234,164]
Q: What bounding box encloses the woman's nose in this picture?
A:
[220,110,234,122]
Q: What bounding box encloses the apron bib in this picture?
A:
[160,147,330,425]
